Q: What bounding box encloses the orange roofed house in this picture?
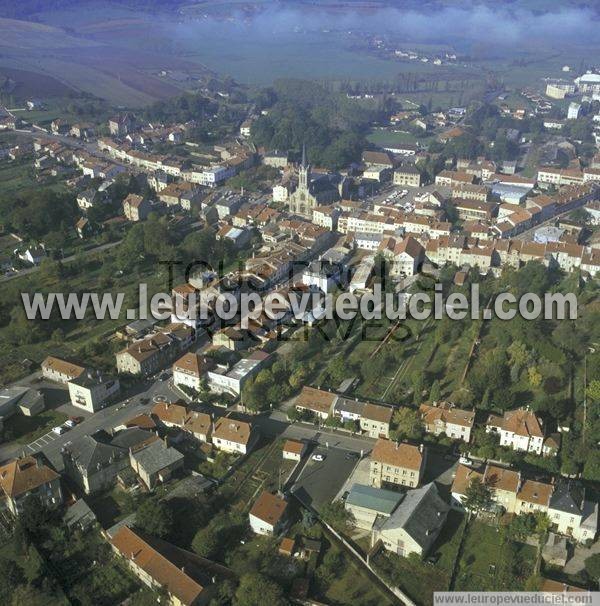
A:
[249,491,289,536]
[41,356,86,384]
[486,407,559,456]
[0,455,63,516]
[294,386,337,420]
[419,402,475,443]
[211,417,257,455]
[282,439,307,461]
[110,525,229,606]
[369,439,426,489]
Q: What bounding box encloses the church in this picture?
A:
[288,145,341,218]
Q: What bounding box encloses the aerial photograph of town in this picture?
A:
[1,0,600,604]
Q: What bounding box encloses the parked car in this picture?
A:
[459,456,473,467]
[52,426,66,436]
[311,453,325,462]
[64,420,76,429]
[69,416,83,424]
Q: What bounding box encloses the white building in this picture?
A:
[67,372,120,413]
[567,102,582,120]
[249,491,288,536]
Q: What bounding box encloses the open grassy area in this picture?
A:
[367,127,430,148]
[454,520,537,591]
[3,408,68,444]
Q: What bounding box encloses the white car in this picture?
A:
[64,420,76,428]
[459,456,473,467]
[52,426,66,436]
[312,453,325,462]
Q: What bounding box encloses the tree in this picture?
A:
[587,380,600,402]
[462,477,493,516]
[320,500,354,532]
[585,553,600,586]
[392,407,423,441]
[429,379,441,403]
[135,496,173,539]
[192,527,219,559]
[0,557,23,601]
[234,573,287,606]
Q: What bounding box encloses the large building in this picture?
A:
[370,482,449,557]
[369,439,426,489]
[0,455,62,516]
[288,146,340,218]
[67,372,120,413]
[486,408,559,456]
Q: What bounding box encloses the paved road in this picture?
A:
[0,373,183,469]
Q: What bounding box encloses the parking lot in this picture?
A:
[291,444,361,511]
[23,428,61,454]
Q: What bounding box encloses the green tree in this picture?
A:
[429,379,441,403]
[192,527,219,559]
[585,553,600,586]
[462,477,493,516]
[392,407,423,441]
[234,573,288,606]
[134,496,173,539]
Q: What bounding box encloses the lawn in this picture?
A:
[454,520,537,591]
[3,408,68,444]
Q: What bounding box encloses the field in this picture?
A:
[368,127,434,149]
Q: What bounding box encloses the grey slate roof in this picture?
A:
[346,483,403,515]
[131,440,184,476]
[334,397,366,417]
[63,499,97,529]
[65,433,126,472]
[376,482,449,552]
[549,482,583,515]
[110,427,155,450]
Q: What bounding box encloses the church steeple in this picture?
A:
[299,143,310,190]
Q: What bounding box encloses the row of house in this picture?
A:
[452,463,597,543]
[294,386,394,439]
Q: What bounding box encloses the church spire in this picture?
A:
[301,142,307,168]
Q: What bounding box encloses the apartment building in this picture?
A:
[370,439,426,489]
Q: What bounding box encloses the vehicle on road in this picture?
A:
[311,453,325,462]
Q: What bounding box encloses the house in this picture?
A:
[0,385,45,419]
[116,324,194,376]
[360,403,393,438]
[369,440,426,489]
[548,483,598,543]
[0,455,62,516]
[419,402,475,442]
[344,483,403,531]
[109,114,135,137]
[393,165,422,188]
[263,150,289,168]
[211,417,256,454]
[75,217,91,239]
[123,193,151,222]
[282,439,307,461]
[172,353,215,392]
[294,386,337,420]
[212,327,253,351]
[484,464,521,514]
[301,259,343,293]
[110,526,221,606]
[516,479,553,515]
[486,408,556,456]
[249,491,288,536]
[184,412,213,443]
[206,352,268,396]
[62,433,129,494]
[152,400,189,429]
[63,499,97,531]
[333,397,365,423]
[19,246,46,265]
[41,356,86,384]
[67,371,120,413]
[379,236,425,277]
[129,439,185,489]
[370,482,449,557]
[450,464,484,510]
